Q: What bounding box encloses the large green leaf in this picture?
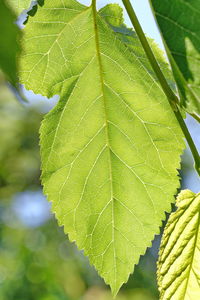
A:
[150,0,200,116]
[0,0,21,87]
[157,190,200,299]
[20,1,184,295]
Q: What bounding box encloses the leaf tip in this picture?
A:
[110,283,121,298]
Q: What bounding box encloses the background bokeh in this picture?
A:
[0,1,199,300]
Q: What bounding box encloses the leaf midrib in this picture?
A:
[91,1,117,287]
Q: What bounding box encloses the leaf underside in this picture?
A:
[158,190,200,300]
[20,1,184,295]
[150,0,200,116]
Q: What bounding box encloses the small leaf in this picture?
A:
[157,189,200,299]
[20,1,184,295]
[0,0,21,87]
[150,0,200,116]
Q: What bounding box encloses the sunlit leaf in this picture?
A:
[157,189,200,299]
[99,4,173,87]
[7,0,32,16]
[150,0,200,116]
[20,1,184,295]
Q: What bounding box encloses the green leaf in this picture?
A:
[20,1,184,295]
[157,190,200,299]
[150,0,200,116]
[99,4,175,92]
[7,0,32,16]
[0,0,21,87]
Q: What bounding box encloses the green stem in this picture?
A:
[190,113,200,124]
[122,0,200,177]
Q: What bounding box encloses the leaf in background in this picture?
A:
[0,0,21,87]
[157,190,200,299]
[150,0,200,116]
[7,0,32,16]
[20,1,184,295]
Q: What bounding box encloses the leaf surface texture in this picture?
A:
[158,190,200,299]
[7,0,32,16]
[20,1,184,294]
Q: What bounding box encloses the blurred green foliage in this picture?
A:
[0,79,41,198]
[0,0,21,87]
[0,80,159,299]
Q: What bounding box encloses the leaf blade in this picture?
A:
[7,0,32,16]
[20,1,185,295]
[157,190,200,299]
